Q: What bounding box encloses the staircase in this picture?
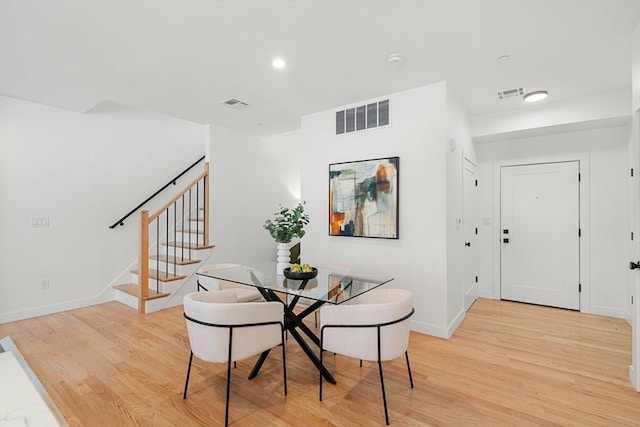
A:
[113,163,214,313]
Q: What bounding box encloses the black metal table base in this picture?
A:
[248,284,337,384]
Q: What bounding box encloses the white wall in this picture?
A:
[632,21,640,113]
[300,82,463,337]
[206,125,300,265]
[0,97,206,322]
[476,125,630,319]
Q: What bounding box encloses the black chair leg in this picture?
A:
[281,328,288,395]
[378,360,389,425]
[225,329,234,427]
[183,351,194,399]
[225,358,232,426]
[405,351,414,388]
[360,359,363,367]
[319,348,324,401]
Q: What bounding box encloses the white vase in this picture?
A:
[276,242,291,275]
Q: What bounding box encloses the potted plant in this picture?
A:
[263,203,310,273]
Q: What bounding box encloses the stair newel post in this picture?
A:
[204,163,210,246]
[139,210,150,314]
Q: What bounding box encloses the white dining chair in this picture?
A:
[182,290,287,427]
[197,263,263,302]
[319,288,414,425]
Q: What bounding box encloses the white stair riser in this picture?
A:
[160,245,211,258]
[114,289,182,313]
[146,260,199,275]
[175,231,205,245]
[114,290,139,310]
[114,275,199,313]
[130,273,186,294]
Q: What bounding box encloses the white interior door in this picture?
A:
[463,158,478,311]
[629,111,640,391]
[500,162,580,310]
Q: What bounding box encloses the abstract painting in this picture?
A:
[329,157,399,239]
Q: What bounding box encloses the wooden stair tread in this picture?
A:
[113,283,170,301]
[131,268,187,282]
[162,242,215,250]
[149,254,200,265]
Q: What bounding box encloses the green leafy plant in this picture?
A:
[263,202,310,244]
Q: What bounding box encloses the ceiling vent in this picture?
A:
[221,98,249,110]
[497,87,525,100]
[336,99,390,135]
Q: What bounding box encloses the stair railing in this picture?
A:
[138,163,209,313]
[109,155,206,229]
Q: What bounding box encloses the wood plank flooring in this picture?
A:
[0,298,638,426]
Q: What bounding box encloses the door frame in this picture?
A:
[629,110,640,391]
[463,155,479,311]
[491,153,591,313]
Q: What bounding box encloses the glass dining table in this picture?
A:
[196,261,394,384]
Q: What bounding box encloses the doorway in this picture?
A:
[500,161,580,310]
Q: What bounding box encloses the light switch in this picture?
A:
[30,216,50,227]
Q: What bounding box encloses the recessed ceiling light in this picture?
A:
[524,90,548,102]
[387,53,404,66]
[272,58,286,69]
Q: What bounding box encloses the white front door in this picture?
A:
[500,162,580,310]
[463,158,478,311]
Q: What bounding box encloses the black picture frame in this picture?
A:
[329,156,399,239]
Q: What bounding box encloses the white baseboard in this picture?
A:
[447,308,466,338]
[0,292,114,324]
[410,307,466,339]
[410,320,450,339]
[589,305,627,320]
[630,365,639,392]
[479,289,495,299]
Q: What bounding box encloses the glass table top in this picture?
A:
[196,261,394,305]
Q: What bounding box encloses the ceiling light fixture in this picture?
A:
[387,53,404,66]
[272,58,286,69]
[524,90,548,103]
[496,55,511,64]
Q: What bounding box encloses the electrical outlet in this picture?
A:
[40,279,49,290]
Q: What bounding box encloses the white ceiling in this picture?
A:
[1,0,639,137]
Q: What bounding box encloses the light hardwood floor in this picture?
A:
[1,298,638,426]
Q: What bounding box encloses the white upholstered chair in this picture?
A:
[319,288,414,425]
[197,263,263,302]
[182,290,287,426]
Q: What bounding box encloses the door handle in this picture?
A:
[631,261,640,270]
[503,238,509,243]
[465,242,471,247]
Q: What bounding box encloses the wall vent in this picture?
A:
[221,98,250,109]
[497,87,525,100]
[336,99,390,135]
